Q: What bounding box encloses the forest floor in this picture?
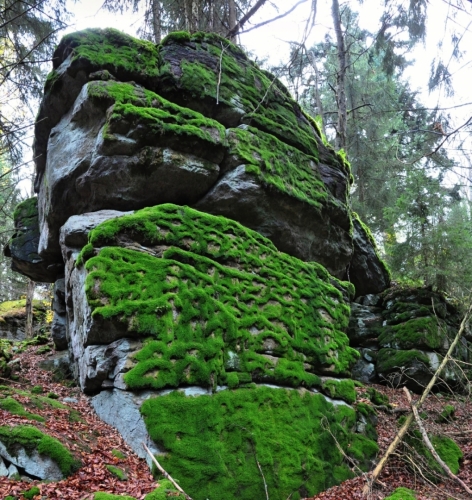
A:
[0,343,471,500]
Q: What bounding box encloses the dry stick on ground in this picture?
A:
[362,299,472,496]
[403,386,472,495]
[142,442,193,500]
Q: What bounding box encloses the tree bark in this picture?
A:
[331,0,348,151]
[151,0,161,43]
[228,0,237,41]
[191,0,199,32]
[25,279,35,338]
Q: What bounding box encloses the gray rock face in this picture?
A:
[0,440,63,480]
[51,278,67,350]
[38,82,221,263]
[347,217,391,297]
[91,389,161,467]
[0,456,8,476]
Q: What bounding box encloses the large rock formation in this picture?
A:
[22,28,389,292]
[4,29,391,497]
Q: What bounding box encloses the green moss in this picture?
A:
[144,479,185,499]
[141,386,378,500]
[49,28,160,92]
[437,404,455,423]
[94,494,136,500]
[406,431,463,480]
[86,80,226,157]
[365,388,389,406]
[111,449,127,459]
[379,317,443,350]
[376,348,430,374]
[159,32,321,158]
[0,397,45,422]
[227,127,328,210]
[22,486,41,499]
[106,464,128,480]
[0,425,80,476]
[321,378,356,404]
[5,496,16,500]
[12,197,38,222]
[31,385,43,394]
[160,31,191,45]
[80,204,357,390]
[384,487,417,500]
[47,392,59,399]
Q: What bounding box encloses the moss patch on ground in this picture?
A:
[384,487,417,499]
[80,204,358,391]
[0,425,80,476]
[141,386,378,500]
[405,431,463,480]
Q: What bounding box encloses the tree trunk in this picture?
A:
[25,279,35,338]
[228,0,237,41]
[151,0,162,43]
[331,0,348,151]
[191,0,199,32]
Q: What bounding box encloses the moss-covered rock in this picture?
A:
[78,204,358,392]
[141,386,378,500]
[0,424,80,479]
[0,299,50,341]
[3,197,62,282]
[405,431,463,481]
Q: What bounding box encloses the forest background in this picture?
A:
[1,0,472,305]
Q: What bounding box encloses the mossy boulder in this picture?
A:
[67,204,377,498]
[74,204,358,392]
[25,27,389,294]
[0,424,80,480]
[140,386,378,500]
[3,197,62,282]
[0,299,49,341]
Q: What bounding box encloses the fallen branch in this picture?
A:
[142,442,193,500]
[362,299,472,496]
[404,387,472,495]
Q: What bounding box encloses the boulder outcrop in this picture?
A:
[17,27,389,293]
[3,28,392,496]
[348,287,471,392]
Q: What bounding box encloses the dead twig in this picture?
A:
[404,387,472,495]
[142,442,193,500]
[256,457,269,500]
[216,42,227,105]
